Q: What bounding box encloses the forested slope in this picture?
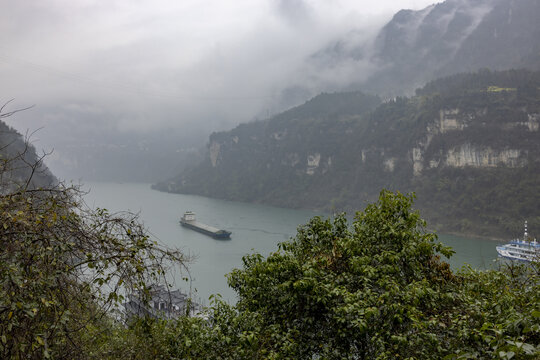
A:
[0,109,56,192]
[156,70,540,238]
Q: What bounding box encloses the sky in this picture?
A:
[0,0,437,179]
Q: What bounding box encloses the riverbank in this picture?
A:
[153,185,516,242]
[86,182,502,302]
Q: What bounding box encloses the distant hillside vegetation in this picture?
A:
[155,70,540,239]
[0,113,56,192]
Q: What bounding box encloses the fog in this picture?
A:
[0,0,436,181]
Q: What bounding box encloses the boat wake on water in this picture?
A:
[228,226,290,238]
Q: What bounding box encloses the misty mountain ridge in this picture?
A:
[152,0,540,238]
[36,0,540,183]
[155,69,540,238]
[303,0,540,97]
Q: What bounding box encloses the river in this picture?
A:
[82,182,504,304]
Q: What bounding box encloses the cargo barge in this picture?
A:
[179,211,231,239]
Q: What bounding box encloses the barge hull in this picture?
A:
[180,220,231,239]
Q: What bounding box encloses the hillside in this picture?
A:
[309,0,540,97]
[0,112,56,192]
[22,0,540,183]
[155,70,540,238]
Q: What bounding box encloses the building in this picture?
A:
[123,284,201,321]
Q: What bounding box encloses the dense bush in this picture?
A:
[0,109,188,359]
[87,191,539,359]
[2,105,538,359]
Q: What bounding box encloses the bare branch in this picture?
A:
[0,99,34,119]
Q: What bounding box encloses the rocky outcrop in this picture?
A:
[209,141,221,167]
[444,144,524,168]
[306,153,321,175]
[436,109,466,133]
[383,158,396,172]
[526,114,539,131]
[155,70,540,238]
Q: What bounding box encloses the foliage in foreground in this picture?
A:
[1,184,539,359]
[225,191,539,359]
[86,191,539,359]
[0,185,188,359]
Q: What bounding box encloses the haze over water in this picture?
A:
[83,182,504,303]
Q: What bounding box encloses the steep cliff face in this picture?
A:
[156,70,540,237]
[156,91,381,207]
[374,0,494,67]
[407,103,537,174]
[311,0,540,97]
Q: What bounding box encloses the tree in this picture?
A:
[66,190,538,359]
[226,190,539,359]
[0,104,189,359]
[1,103,538,359]
[0,100,56,194]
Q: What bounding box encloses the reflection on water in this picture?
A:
[83,182,504,303]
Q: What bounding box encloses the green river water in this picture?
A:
[83,182,505,304]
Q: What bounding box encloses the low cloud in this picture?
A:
[0,0,436,180]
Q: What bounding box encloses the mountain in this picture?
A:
[154,69,540,238]
[153,0,540,238]
[154,91,382,206]
[0,116,56,192]
[307,0,540,97]
[26,0,540,184]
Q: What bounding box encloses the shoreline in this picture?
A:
[153,186,514,243]
[436,230,505,243]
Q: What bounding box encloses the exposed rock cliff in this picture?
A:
[155,70,540,237]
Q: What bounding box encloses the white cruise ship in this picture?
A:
[496,221,539,262]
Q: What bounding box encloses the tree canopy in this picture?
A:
[1,103,538,358]
[100,191,539,359]
[0,106,189,359]
[225,191,539,359]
